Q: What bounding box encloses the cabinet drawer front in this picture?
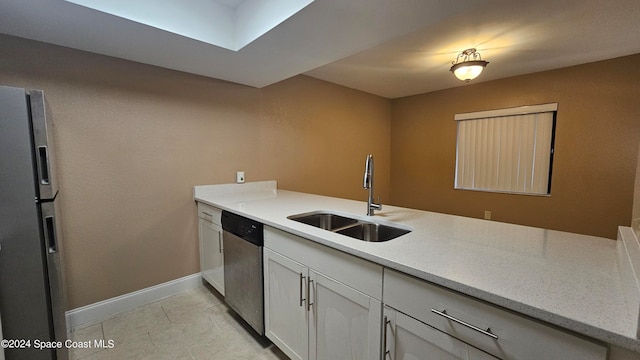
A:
[197,202,221,225]
[384,306,498,360]
[383,269,607,360]
[265,226,383,299]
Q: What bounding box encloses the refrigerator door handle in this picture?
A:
[44,215,58,254]
[37,146,51,185]
[29,90,58,200]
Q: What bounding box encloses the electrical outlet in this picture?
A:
[484,210,492,220]
[236,171,245,184]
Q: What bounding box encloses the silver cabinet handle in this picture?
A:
[382,316,390,359]
[299,273,306,307]
[307,277,314,311]
[430,309,498,339]
[202,211,212,216]
[218,232,223,253]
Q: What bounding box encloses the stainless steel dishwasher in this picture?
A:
[221,210,264,335]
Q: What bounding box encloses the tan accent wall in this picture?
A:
[0,34,390,308]
[258,75,391,199]
[390,54,640,239]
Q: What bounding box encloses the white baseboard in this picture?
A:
[65,273,203,331]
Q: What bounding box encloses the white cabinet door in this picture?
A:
[264,248,309,360]
[309,270,381,360]
[383,306,498,360]
[199,218,224,295]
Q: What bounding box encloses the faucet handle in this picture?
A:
[372,197,382,211]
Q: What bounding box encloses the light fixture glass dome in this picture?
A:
[450,49,489,82]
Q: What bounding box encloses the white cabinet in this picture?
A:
[259,223,614,360]
[197,202,224,295]
[264,248,308,360]
[263,227,382,360]
[309,269,381,360]
[383,269,607,360]
[383,306,498,360]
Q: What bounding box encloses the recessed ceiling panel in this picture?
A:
[64,0,314,51]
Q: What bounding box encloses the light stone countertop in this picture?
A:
[194,181,640,352]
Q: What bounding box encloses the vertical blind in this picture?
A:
[455,104,557,195]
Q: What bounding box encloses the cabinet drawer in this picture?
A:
[384,306,499,360]
[265,226,383,300]
[383,269,607,360]
[197,202,221,225]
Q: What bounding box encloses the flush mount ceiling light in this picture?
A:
[450,48,489,82]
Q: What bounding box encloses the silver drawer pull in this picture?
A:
[431,309,498,340]
[202,211,213,216]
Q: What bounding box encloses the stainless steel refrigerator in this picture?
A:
[0,86,68,360]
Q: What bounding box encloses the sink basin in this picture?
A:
[336,222,411,242]
[288,212,359,231]
[287,211,411,242]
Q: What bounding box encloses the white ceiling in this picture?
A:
[63,0,315,51]
[1,0,639,98]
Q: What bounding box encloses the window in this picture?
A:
[454,103,557,195]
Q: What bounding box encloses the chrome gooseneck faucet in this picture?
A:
[363,154,382,216]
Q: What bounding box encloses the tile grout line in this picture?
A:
[159,303,171,323]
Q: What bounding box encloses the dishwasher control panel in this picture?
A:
[221,211,264,246]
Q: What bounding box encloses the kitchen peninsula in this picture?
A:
[195,181,640,359]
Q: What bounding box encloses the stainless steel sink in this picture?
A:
[335,222,411,242]
[288,212,359,231]
[287,211,411,242]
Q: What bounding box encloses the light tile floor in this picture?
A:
[68,284,288,360]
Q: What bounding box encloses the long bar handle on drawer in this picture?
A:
[430,309,498,339]
[203,211,212,216]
